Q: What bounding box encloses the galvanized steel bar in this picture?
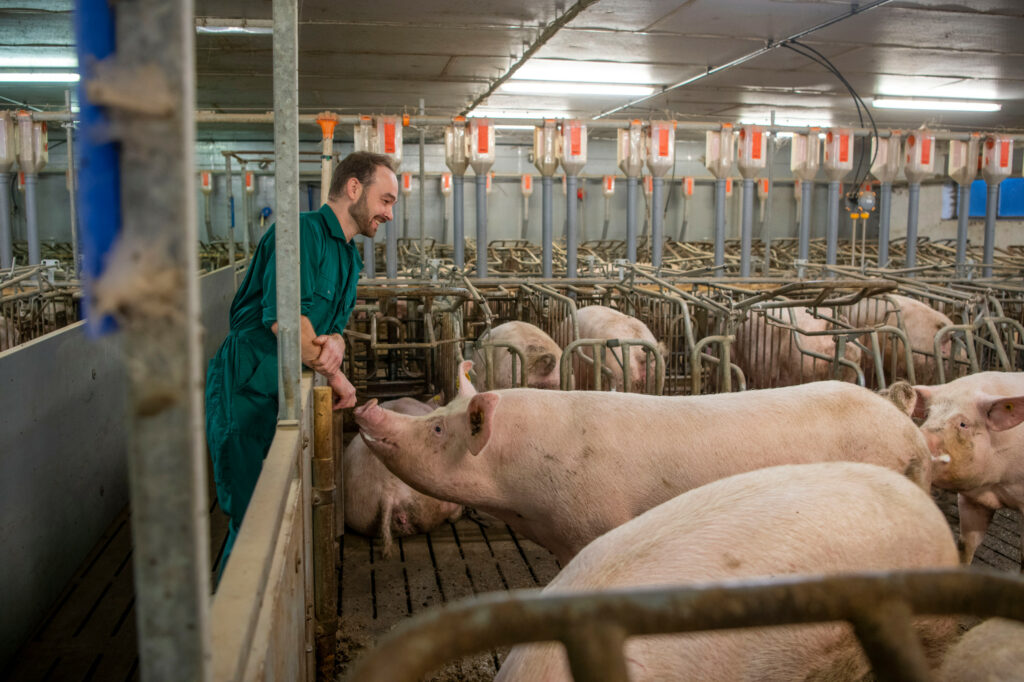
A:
[475,173,487,278]
[826,180,840,267]
[354,569,1023,682]
[224,153,235,284]
[906,183,920,272]
[955,183,969,277]
[542,176,553,277]
[714,178,726,277]
[386,216,398,279]
[24,174,40,265]
[453,175,465,269]
[65,89,80,277]
[740,178,754,277]
[878,182,892,267]
[0,172,11,268]
[101,0,211,678]
[651,177,664,269]
[626,177,638,263]
[983,181,998,278]
[566,175,578,277]
[273,0,301,421]
[798,179,813,274]
[363,235,376,278]
[418,99,426,277]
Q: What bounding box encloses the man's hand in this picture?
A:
[326,371,357,410]
[311,333,345,376]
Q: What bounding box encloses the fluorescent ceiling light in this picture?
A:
[499,81,655,97]
[494,124,536,130]
[513,60,657,85]
[0,56,77,68]
[196,25,273,35]
[469,108,571,119]
[872,98,1001,112]
[0,72,80,83]
[195,17,273,35]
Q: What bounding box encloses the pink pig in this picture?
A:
[496,462,959,682]
[343,397,462,558]
[570,305,666,393]
[890,371,1024,569]
[354,361,932,565]
[471,321,561,390]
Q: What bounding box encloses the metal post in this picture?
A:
[878,182,891,267]
[521,194,530,240]
[0,172,11,267]
[319,126,332,206]
[386,211,398,279]
[651,177,664,269]
[626,176,638,263]
[239,161,250,268]
[826,180,839,266]
[83,0,211,677]
[906,183,920,271]
[714,177,726,277]
[24,173,40,265]
[983,181,998,278]
[363,235,376,278]
[402,192,409,239]
[798,179,812,275]
[273,0,301,421]
[475,173,487,278]
[418,99,426,277]
[453,175,464,268]
[602,194,611,240]
[202,187,212,244]
[312,387,338,679]
[740,178,754,277]
[566,175,578,277]
[223,154,236,284]
[955,182,969,277]
[542,175,553,277]
[65,89,80,277]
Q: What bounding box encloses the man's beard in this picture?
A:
[348,192,375,235]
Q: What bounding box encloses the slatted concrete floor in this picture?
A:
[5,488,1019,682]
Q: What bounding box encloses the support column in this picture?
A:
[626,177,638,263]
[453,175,464,268]
[566,175,578,277]
[983,182,998,278]
[0,172,10,267]
[878,182,892,267]
[714,177,726,277]
[740,178,754,277]
[65,89,80,277]
[651,177,664,269]
[826,180,840,266]
[798,180,812,274]
[906,183,920,271]
[223,154,235,284]
[475,173,487,277]
[542,176,553,278]
[24,174,40,265]
[955,183,969,277]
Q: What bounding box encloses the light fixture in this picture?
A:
[499,81,655,97]
[513,60,657,85]
[872,98,1001,112]
[195,18,274,35]
[0,72,80,83]
[494,124,536,131]
[469,108,571,120]
[0,56,78,68]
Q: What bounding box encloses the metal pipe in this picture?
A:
[906,183,920,271]
[475,173,487,277]
[651,177,664,269]
[453,175,464,269]
[240,162,250,267]
[542,176,553,277]
[273,0,301,421]
[386,213,398,279]
[714,177,726,277]
[95,0,211,677]
[878,182,892,267]
[65,89,80,277]
[223,154,235,285]
[24,174,40,265]
[0,172,11,268]
[955,182,969,277]
[626,177,638,263]
[826,180,840,267]
[798,179,812,276]
[202,185,212,243]
[566,175,578,277]
[319,125,332,205]
[983,181,998,278]
[740,178,754,277]
[418,99,426,277]
[521,195,530,240]
[602,195,611,240]
[363,236,376,278]
[312,387,338,679]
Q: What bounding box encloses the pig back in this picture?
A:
[496,462,959,682]
[471,321,561,390]
[571,305,662,393]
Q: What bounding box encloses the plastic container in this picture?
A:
[375,115,403,169]
[617,120,644,178]
[947,133,980,186]
[904,129,936,184]
[354,115,376,154]
[870,132,902,184]
[737,125,766,179]
[200,171,213,195]
[440,172,453,196]
[823,128,853,181]
[981,134,1013,184]
[704,123,734,179]
[0,112,14,173]
[757,178,771,199]
[468,118,495,176]
[602,175,615,197]
[244,171,255,194]
[646,120,675,178]
[790,128,821,182]
[444,119,469,176]
[682,177,694,196]
[521,174,534,197]
[401,172,413,195]
[16,112,47,174]
[559,119,587,176]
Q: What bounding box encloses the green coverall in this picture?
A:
[205,203,362,571]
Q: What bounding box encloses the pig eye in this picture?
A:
[433,424,443,435]
[959,421,967,429]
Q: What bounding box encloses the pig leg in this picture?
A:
[957,494,995,565]
[379,501,395,559]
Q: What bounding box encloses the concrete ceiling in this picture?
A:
[2,0,1022,140]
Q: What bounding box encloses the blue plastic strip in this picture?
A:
[968,179,986,218]
[997,178,1024,218]
[74,0,120,335]
[229,195,235,227]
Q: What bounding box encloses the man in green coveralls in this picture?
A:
[206,151,398,572]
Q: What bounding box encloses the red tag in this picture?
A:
[384,122,396,154]
[1000,140,1010,168]
[760,178,769,193]
[479,125,489,154]
[921,138,931,165]
[726,178,733,194]
[402,173,412,191]
[684,177,694,195]
[659,128,669,157]
[604,176,613,192]
[571,126,581,156]
[839,134,849,163]
[752,130,762,160]
[245,172,253,189]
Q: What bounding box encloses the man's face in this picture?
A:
[349,165,398,238]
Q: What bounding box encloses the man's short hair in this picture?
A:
[328,152,396,201]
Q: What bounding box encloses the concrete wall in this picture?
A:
[0,266,236,668]
[12,137,1024,265]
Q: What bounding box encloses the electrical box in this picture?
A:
[737,125,767,179]
[705,123,735,179]
[559,119,587,176]
[646,120,675,178]
[904,129,936,184]
[617,120,644,178]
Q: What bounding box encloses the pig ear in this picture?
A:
[529,352,557,377]
[909,386,931,420]
[457,360,477,398]
[466,392,500,456]
[984,394,1024,432]
[882,381,916,416]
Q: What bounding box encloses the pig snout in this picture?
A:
[923,430,953,465]
[353,399,390,441]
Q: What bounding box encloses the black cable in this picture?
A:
[785,40,880,199]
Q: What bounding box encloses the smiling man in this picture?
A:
[205,151,398,575]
